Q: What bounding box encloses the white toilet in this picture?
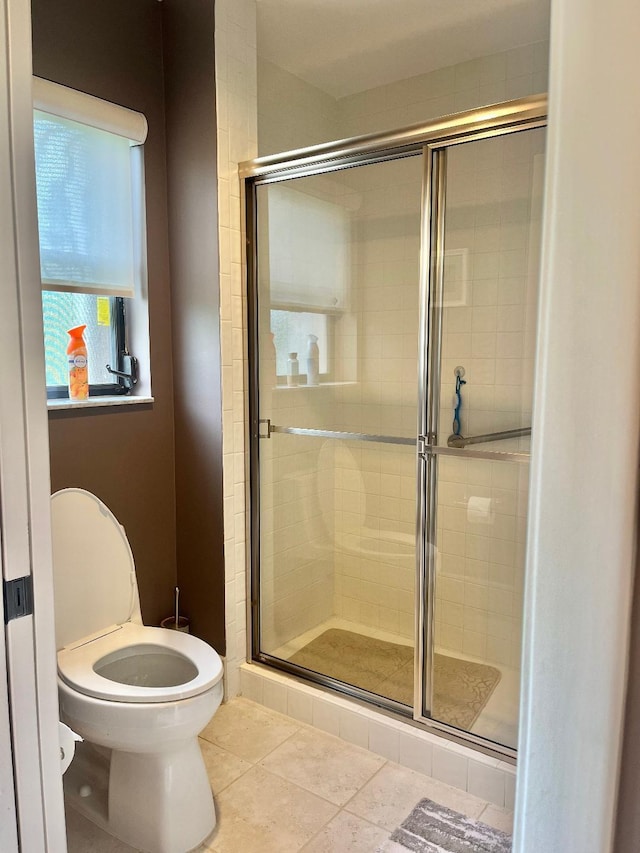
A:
[51,488,224,853]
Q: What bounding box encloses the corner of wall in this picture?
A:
[215,0,258,697]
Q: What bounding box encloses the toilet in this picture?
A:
[51,488,224,853]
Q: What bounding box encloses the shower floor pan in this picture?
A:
[271,617,519,750]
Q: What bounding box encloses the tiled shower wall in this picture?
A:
[256,43,548,660]
[215,0,257,697]
[329,158,422,639]
[259,388,336,652]
[256,159,422,646]
[216,0,549,693]
[434,130,545,669]
[258,42,549,153]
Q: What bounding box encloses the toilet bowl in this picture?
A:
[51,488,224,853]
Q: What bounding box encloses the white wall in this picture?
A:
[337,43,548,140]
[515,0,640,849]
[258,58,339,156]
[258,42,549,156]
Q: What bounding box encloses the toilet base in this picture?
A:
[64,740,215,853]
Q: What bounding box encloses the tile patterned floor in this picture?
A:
[65,697,513,853]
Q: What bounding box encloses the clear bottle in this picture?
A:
[306,334,319,385]
[287,352,299,386]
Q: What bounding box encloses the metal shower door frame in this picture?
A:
[415,127,541,761]
[242,95,547,761]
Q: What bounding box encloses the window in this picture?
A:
[260,184,349,385]
[271,309,330,379]
[42,293,126,397]
[33,78,148,399]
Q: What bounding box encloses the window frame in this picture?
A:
[34,78,149,405]
[271,305,336,386]
[44,296,129,399]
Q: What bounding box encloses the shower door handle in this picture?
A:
[258,418,272,439]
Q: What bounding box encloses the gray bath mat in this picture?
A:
[289,629,501,729]
[379,798,512,853]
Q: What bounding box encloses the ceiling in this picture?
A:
[256,0,550,99]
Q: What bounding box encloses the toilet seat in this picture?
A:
[51,489,224,705]
[58,622,223,703]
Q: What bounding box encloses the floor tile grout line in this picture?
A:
[206,763,343,852]
[256,737,388,809]
[206,701,503,809]
[244,762,352,812]
[342,758,497,832]
[296,810,337,853]
[209,760,253,796]
[198,699,304,763]
[339,761,396,831]
[295,807,382,853]
[202,700,505,844]
[253,722,303,762]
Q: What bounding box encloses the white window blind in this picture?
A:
[265,185,349,311]
[33,78,147,299]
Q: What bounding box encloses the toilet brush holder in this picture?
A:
[160,615,190,633]
[161,585,190,632]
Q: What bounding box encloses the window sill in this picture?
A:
[47,395,154,412]
[274,381,356,390]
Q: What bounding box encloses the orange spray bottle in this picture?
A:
[67,325,89,400]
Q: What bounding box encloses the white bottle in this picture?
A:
[287,352,299,386]
[306,334,319,385]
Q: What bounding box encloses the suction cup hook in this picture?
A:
[452,366,466,437]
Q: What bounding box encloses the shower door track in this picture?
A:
[243,95,547,763]
[240,96,546,182]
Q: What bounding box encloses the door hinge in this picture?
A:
[418,434,436,457]
[3,576,34,623]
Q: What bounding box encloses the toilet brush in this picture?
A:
[160,586,189,632]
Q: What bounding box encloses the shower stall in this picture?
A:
[242,96,546,757]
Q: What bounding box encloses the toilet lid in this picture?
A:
[51,489,139,651]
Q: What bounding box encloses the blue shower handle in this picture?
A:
[452,371,466,437]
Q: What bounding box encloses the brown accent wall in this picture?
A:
[32,0,177,628]
[162,0,225,651]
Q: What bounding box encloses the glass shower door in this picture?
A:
[252,155,424,709]
[422,126,546,750]
[246,96,547,755]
